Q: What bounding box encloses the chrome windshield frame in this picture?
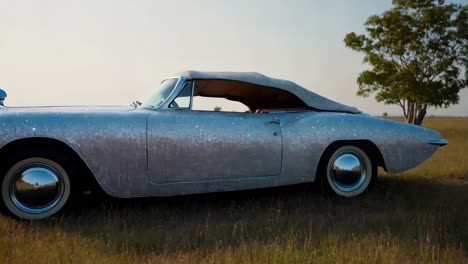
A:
[142,76,186,111]
[165,80,194,111]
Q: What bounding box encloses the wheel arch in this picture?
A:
[317,140,386,173]
[0,137,103,193]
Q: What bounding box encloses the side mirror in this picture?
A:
[0,88,7,106]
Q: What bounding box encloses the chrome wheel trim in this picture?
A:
[9,164,65,214]
[329,152,366,192]
[326,146,373,197]
[2,157,71,220]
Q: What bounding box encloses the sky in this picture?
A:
[0,0,467,116]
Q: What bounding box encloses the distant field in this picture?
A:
[0,117,466,263]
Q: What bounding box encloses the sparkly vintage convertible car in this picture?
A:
[0,71,447,220]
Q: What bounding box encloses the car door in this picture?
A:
[146,110,283,184]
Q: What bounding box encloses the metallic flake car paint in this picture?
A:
[0,72,443,198]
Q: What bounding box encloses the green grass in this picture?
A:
[0,117,467,263]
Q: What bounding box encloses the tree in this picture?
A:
[344,0,467,125]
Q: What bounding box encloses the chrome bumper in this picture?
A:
[428,139,448,146]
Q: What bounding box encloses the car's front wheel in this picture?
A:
[320,144,376,197]
[1,151,71,220]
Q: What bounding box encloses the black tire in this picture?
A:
[0,147,75,220]
[318,144,377,198]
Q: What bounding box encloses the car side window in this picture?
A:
[169,81,193,109]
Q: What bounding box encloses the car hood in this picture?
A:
[1,106,134,113]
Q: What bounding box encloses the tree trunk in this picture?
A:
[403,102,427,126]
[406,101,416,124]
[414,106,427,126]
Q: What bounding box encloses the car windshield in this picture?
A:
[142,78,178,109]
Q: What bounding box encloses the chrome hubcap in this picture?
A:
[330,152,367,192]
[10,164,64,214]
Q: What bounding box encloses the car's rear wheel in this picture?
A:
[1,150,72,220]
[320,144,376,197]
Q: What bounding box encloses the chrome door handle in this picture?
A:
[265,119,280,124]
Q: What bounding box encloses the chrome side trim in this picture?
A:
[428,139,448,146]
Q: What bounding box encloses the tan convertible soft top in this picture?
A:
[180,70,360,113]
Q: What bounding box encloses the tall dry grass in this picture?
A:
[0,117,466,263]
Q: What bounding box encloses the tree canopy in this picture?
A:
[344,0,467,125]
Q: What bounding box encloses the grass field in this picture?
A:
[0,117,467,263]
